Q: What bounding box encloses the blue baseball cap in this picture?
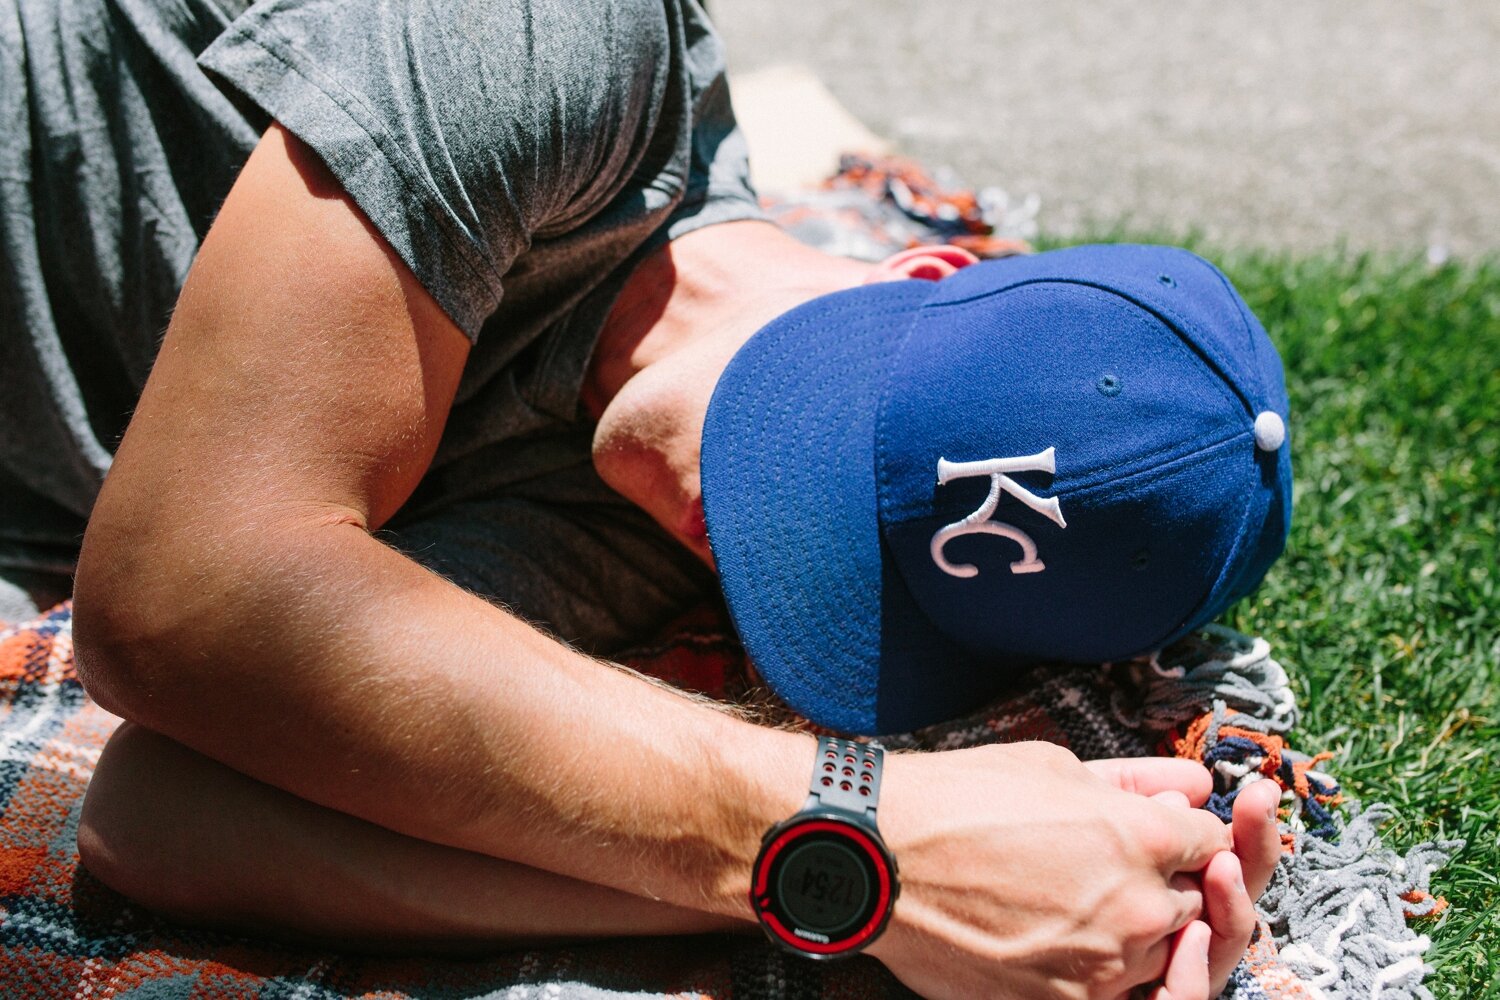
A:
[700,244,1292,736]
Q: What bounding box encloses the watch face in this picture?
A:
[777,837,872,935]
[751,817,895,957]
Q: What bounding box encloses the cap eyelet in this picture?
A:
[1158,274,1176,287]
[1097,373,1122,397]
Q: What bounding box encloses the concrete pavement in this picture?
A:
[713,1,1500,258]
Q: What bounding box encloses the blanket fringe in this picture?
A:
[1263,805,1462,1000]
[1132,627,1462,1000]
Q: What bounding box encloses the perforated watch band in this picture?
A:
[807,735,884,819]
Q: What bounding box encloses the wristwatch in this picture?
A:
[749,736,899,957]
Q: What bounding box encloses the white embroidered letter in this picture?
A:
[930,448,1066,578]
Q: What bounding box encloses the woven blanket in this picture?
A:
[760,152,1038,262]
[0,604,1456,999]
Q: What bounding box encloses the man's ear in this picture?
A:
[864,245,982,284]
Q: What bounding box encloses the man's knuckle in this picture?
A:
[1129,905,1166,942]
[1127,809,1177,863]
[1015,740,1076,769]
[1068,952,1127,995]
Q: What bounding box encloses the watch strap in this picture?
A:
[807,735,884,821]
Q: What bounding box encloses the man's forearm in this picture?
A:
[74,516,810,920]
[82,721,748,948]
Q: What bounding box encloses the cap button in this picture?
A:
[1253,411,1286,452]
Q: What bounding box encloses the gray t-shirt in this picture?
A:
[0,0,760,646]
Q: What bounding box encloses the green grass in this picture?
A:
[1220,250,1500,998]
[1055,242,1500,996]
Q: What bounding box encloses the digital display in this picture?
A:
[776,838,873,934]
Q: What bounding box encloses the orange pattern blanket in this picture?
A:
[0,604,1455,998]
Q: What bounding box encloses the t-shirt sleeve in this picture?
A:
[199,0,671,339]
[656,10,764,245]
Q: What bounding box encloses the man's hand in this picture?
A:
[1088,759,1284,997]
[867,744,1265,1000]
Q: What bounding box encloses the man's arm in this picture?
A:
[80,721,744,948]
[72,122,809,913]
[73,123,1270,999]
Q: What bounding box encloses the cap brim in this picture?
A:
[702,280,1001,735]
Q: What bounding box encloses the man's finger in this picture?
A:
[1153,789,1192,810]
[1203,851,1257,998]
[1086,758,1213,806]
[1167,872,1206,935]
[1158,803,1234,873]
[1233,778,1283,899]
[1147,920,1212,1000]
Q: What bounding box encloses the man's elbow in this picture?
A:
[73,549,181,725]
[72,515,229,727]
[73,499,361,728]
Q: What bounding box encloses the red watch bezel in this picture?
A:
[749,813,897,957]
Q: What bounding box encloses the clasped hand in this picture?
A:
[868,743,1282,1000]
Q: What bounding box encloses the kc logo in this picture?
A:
[930,448,1067,578]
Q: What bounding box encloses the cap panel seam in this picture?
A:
[890,427,1255,525]
[1052,427,1252,503]
[701,283,934,720]
[873,305,942,569]
[709,296,900,587]
[926,277,1258,418]
[909,282,1246,457]
[1206,261,1265,401]
[1147,455,1262,653]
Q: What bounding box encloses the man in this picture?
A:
[2,0,1288,997]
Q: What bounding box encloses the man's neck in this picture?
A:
[581,221,870,420]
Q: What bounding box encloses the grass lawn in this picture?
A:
[1104,246,1499,998]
